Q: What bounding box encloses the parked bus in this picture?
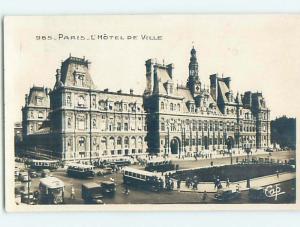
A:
[39,177,64,204]
[145,159,175,172]
[122,167,164,191]
[29,159,60,170]
[67,163,95,179]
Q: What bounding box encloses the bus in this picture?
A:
[39,177,64,204]
[28,159,60,170]
[145,159,175,172]
[122,167,164,191]
[67,163,95,179]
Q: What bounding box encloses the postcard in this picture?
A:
[4,15,298,211]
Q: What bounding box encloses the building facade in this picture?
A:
[21,48,271,161]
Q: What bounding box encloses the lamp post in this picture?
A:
[226,137,233,165]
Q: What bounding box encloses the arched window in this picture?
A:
[124,137,129,145]
[109,137,115,147]
[170,103,174,111]
[131,137,136,147]
[117,137,122,145]
[101,137,107,149]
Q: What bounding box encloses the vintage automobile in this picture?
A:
[18,172,30,182]
[100,181,117,195]
[41,169,52,178]
[248,187,267,201]
[29,170,39,178]
[39,177,65,204]
[82,182,104,204]
[67,164,95,179]
[20,191,37,205]
[214,189,241,202]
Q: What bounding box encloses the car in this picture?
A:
[100,181,117,195]
[20,192,37,205]
[82,182,104,204]
[29,170,39,178]
[266,148,274,152]
[214,189,241,202]
[249,187,267,201]
[18,172,30,182]
[41,169,52,178]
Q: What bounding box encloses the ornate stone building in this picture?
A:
[21,48,271,161]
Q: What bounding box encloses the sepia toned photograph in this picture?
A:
[4,15,298,211]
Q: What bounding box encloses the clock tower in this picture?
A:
[187,47,201,96]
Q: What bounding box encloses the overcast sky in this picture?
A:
[5,15,300,123]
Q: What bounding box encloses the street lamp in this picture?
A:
[226,137,233,165]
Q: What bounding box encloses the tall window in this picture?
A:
[161,122,165,131]
[161,102,164,110]
[117,122,122,131]
[124,123,128,131]
[170,103,174,111]
[117,137,122,145]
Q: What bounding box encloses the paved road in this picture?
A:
[15,150,296,205]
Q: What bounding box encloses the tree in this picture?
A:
[271,116,296,150]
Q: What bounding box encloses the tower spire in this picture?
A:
[187,46,201,96]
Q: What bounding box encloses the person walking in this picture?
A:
[70,185,75,200]
[276,170,279,178]
[226,178,230,188]
[236,183,240,192]
[202,190,207,201]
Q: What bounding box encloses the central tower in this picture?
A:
[187,47,201,96]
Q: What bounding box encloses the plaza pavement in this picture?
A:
[174,172,296,193]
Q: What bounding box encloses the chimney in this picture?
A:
[104,88,109,92]
[117,89,122,94]
[210,74,218,101]
[130,89,134,95]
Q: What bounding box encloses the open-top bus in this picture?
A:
[67,163,95,179]
[39,177,64,204]
[122,167,164,191]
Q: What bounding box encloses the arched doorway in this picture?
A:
[170,137,180,154]
[226,136,234,150]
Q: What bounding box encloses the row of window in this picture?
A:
[160,121,236,132]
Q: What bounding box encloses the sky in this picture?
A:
[4,15,300,123]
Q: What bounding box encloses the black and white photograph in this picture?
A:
[4,15,298,211]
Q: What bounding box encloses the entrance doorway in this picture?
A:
[170,137,180,154]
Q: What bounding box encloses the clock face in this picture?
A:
[196,86,200,91]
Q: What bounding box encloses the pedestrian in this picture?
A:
[124,184,130,195]
[177,180,181,190]
[226,178,230,188]
[202,190,207,201]
[236,183,240,192]
[276,170,279,178]
[70,185,75,199]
